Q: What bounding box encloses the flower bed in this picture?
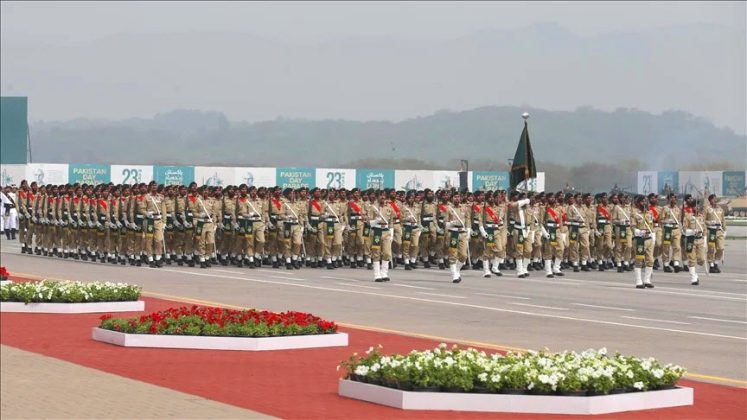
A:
[93,306,348,351]
[1,280,141,304]
[338,344,692,413]
[340,344,685,395]
[1,280,144,313]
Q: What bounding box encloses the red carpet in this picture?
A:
[1,279,745,419]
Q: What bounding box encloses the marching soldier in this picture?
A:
[595,192,614,271]
[682,197,706,285]
[648,193,663,270]
[469,191,485,270]
[481,192,506,277]
[419,189,438,268]
[444,191,471,283]
[542,193,565,278]
[508,192,533,278]
[661,193,683,273]
[346,188,367,268]
[612,193,633,272]
[704,193,726,273]
[218,186,238,265]
[190,186,215,268]
[401,191,422,270]
[266,187,286,268]
[632,195,656,289]
[369,190,395,282]
[281,188,305,269]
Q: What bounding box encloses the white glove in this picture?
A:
[560,233,567,242]
[543,231,550,240]
[479,226,488,238]
[116,222,123,229]
[634,229,642,237]
[517,198,531,207]
[684,229,693,236]
[233,222,239,230]
[437,228,444,235]
[18,214,23,220]
[174,221,182,228]
[184,222,193,229]
[32,217,38,223]
[249,211,256,217]
[70,221,77,228]
[595,230,602,237]
[129,222,138,230]
[466,228,472,236]
[146,211,154,218]
[88,221,94,228]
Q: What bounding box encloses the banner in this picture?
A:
[0,97,28,164]
[470,171,510,192]
[432,171,460,190]
[316,168,356,190]
[68,164,110,185]
[26,163,68,185]
[395,170,432,191]
[637,171,658,195]
[658,171,679,195]
[276,167,315,189]
[0,164,26,187]
[195,166,235,187]
[234,167,276,187]
[722,171,746,197]
[355,169,394,190]
[154,165,195,186]
[110,165,154,185]
[701,171,722,197]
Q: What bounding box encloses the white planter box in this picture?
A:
[1,300,145,314]
[92,328,349,351]
[0,280,12,286]
[338,380,693,415]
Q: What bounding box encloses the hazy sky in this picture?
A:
[2,1,745,132]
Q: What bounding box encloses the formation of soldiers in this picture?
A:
[5,180,727,287]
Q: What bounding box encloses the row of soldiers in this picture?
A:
[9,180,726,286]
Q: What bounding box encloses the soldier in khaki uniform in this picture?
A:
[682,197,706,285]
[94,189,111,262]
[482,191,507,277]
[648,193,663,270]
[612,193,633,272]
[128,186,145,266]
[345,188,366,268]
[362,189,377,269]
[322,189,346,269]
[142,183,166,267]
[368,190,395,282]
[109,188,125,264]
[593,193,614,271]
[162,186,177,265]
[281,188,306,269]
[566,194,587,272]
[508,192,533,278]
[468,192,485,270]
[436,191,451,270]
[541,194,565,278]
[218,187,238,265]
[189,187,216,268]
[704,193,726,273]
[237,185,266,268]
[266,187,286,268]
[177,186,194,266]
[401,191,422,270]
[419,189,438,268]
[661,193,683,273]
[530,194,544,271]
[389,190,404,267]
[632,195,656,288]
[444,192,470,283]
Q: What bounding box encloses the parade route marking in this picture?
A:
[621,316,691,325]
[474,292,531,300]
[389,283,436,290]
[572,303,635,312]
[688,316,747,325]
[508,302,568,311]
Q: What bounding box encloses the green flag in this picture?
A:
[510,120,537,190]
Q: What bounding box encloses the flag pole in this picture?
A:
[522,112,530,192]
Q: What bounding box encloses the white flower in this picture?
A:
[633,381,644,390]
[490,374,501,383]
[652,369,664,379]
[354,365,369,376]
[477,372,488,382]
[370,363,381,372]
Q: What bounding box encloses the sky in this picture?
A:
[1,1,745,133]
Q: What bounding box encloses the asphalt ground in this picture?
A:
[1,238,745,386]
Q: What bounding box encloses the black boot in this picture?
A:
[286,261,293,270]
[653,259,660,270]
[327,261,335,270]
[617,265,624,273]
[366,262,373,270]
[423,261,431,269]
[294,260,302,269]
[188,256,196,267]
[573,265,580,273]
[350,261,357,269]
[4,231,9,240]
[200,261,207,269]
[664,265,673,273]
[405,263,412,271]
[357,260,365,268]
[714,264,721,273]
[272,260,280,268]
[438,262,445,270]
[236,259,244,268]
[11,229,16,240]
[335,259,343,268]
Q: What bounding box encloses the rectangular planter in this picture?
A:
[338,380,693,415]
[1,300,145,314]
[92,328,349,351]
[0,280,12,286]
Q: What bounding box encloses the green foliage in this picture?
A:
[0,281,141,304]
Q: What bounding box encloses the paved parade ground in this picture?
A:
[1,239,746,418]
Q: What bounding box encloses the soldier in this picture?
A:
[161,186,176,264]
[346,188,366,268]
[296,187,311,266]
[235,185,264,268]
[266,187,285,268]
[704,193,726,273]
[469,191,486,270]
[322,189,346,269]
[481,192,505,277]
[218,186,238,265]
[566,194,590,272]
[189,187,215,268]
[529,193,545,271]
[541,193,566,278]
[435,190,451,270]
[110,187,125,264]
[363,189,377,269]
[682,197,706,285]
[369,190,395,282]
[612,193,634,273]
[61,186,76,259]
[142,183,166,267]
[632,195,656,288]
[419,189,437,268]
[94,187,111,262]
[443,191,471,283]
[508,192,533,278]
[280,188,305,269]
[17,180,31,253]
[648,193,663,270]
[388,190,404,268]
[305,188,325,268]
[661,193,683,273]
[401,191,422,270]
[1,185,19,240]
[594,192,614,271]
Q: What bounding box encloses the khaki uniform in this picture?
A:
[419,201,438,263]
[390,200,404,261]
[704,203,726,265]
[469,202,484,265]
[401,201,422,264]
[345,200,367,265]
[219,197,237,259]
[94,198,111,258]
[541,205,565,275]
[142,193,166,261]
[530,203,543,265]
[436,202,450,263]
[650,205,663,264]
[323,200,346,261]
[282,199,306,262]
[17,190,29,249]
[661,205,683,267]
[632,206,656,287]
[595,204,614,265]
[612,203,633,269]
[482,203,507,273]
[266,197,286,261]
[445,203,470,265]
[368,203,394,280]
[567,204,593,267]
[236,195,265,262]
[176,195,193,260]
[163,197,177,260]
[682,210,706,268]
[190,195,216,260]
